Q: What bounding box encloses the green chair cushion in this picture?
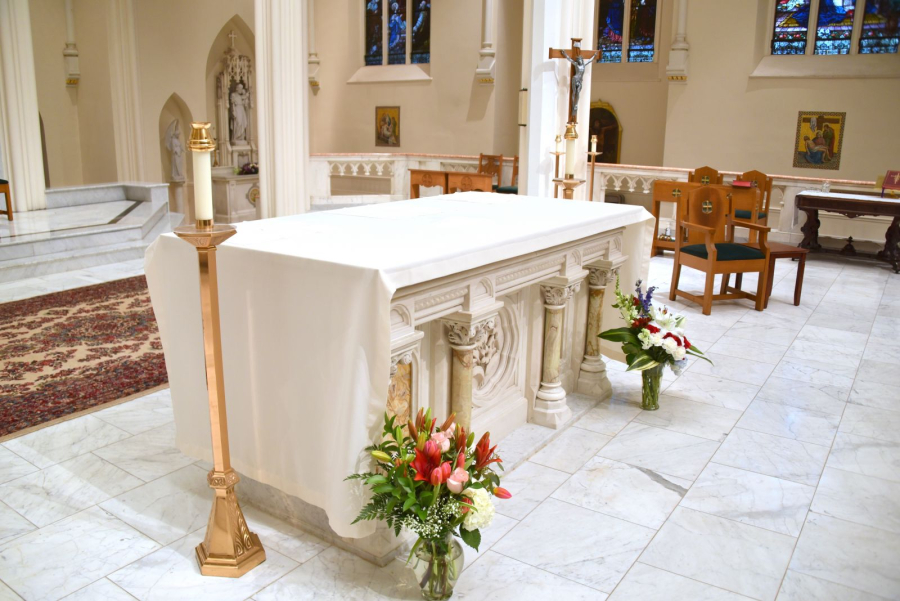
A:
[496,186,518,194]
[734,210,767,220]
[0,179,7,185]
[681,243,765,261]
[491,184,499,191]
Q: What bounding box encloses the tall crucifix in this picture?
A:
[549,38,602,125]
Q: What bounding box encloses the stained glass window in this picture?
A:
[772,0,811,55]
[815,0,857,54]
[365,0,383,66]
[597,0,625,63]
[628,0,657,62]
[410,1,430,64]
[387,1,407,65]
[860,0,900,53]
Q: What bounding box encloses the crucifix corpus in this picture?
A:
[549,38,602,125]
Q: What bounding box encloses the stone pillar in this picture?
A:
[444,315,497,429]
[576,263,618,398]
[534,281,580,428]
[475,0,496,84]
[107,0,145,181]
[666,0,689,82]
[307,0,320,89]
[255,0,309,217]
[0,0,46,211]
[388,351,413,424]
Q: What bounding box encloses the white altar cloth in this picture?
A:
[145,193,652,538]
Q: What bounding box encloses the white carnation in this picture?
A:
[661,337,679,356]
[673,346,686,361]
[461,487,495,531]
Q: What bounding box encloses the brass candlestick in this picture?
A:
[587,148,600,202]
[550,151,564,199]
[176,125,265,578]
[552,177,586,200]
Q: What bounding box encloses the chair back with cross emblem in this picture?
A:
[680,186,731,246]
[477,154,504,187]
[689,166,723,186]
[739,170,773,216]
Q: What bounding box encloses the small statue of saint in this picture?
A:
[164,119,185,182]
[230,82,250,143]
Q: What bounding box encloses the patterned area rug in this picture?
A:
[0,276,167,437]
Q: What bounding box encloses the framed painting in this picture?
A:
[375,106,400,147]
[793,111,846,170]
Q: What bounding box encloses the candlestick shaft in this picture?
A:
[198,246,230,472]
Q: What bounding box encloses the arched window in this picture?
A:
[365,0,430,66]
[596,0,660,63]
[771,0,899,55]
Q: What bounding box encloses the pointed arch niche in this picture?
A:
[158,93,194,217]
[588,100,623,164]
[205,15,257,168]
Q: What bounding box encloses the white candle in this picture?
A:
[591,135,597,153]
[192,150,213,221]
[565,135,576,176]
[555,134,563,154]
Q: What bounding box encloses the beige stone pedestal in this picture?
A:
[576,263,618,398]
[533,279,581,428]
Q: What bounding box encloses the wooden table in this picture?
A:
[724,242,808,309]
[796,190,900,273]
[409,170,493,198]
[409,169,448,199]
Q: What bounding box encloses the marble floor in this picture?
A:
[0,254,898,600]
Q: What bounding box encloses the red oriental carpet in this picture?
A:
[0,276,167,438]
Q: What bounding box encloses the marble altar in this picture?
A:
[145,193,652,562]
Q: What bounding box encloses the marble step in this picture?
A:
[0,199,168,262]
[0,208,178,284]
[46,183,169,209]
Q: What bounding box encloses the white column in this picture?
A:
[307,0,320,89]
[520,0,596,199]
[107,0,145,181]
[475,0,496,84]
[63,0,80,86]
[255,0,309,217]
[666,0,689,82]
[0,0,46,211]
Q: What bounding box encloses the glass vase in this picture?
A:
[410,534,464,600]
[641,364,664,411]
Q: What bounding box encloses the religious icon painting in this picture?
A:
[375,106,401,147]
[793,111,846,170]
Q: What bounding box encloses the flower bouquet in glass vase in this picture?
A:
[348,409,511,600]
[600,278,711,410]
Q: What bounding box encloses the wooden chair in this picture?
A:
[689,166,723,186]
[496,156,518,194]
[477,154,503,191]
[0,179,12,221]
[670,186,770,315]
[736,170,772,226]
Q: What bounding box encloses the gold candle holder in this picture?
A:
[176,125,265,578]
[550,151,564,199]
[587,150,600,202]
[552,177,586,200]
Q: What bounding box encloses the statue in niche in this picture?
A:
[164,119,185,182]
[230,82,250,143]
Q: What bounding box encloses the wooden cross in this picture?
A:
[549,38,602,125]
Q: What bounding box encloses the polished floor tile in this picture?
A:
[110,530,297,601]
[687,352,775,386]
[640,507,796,601]
[826,432,900,483]
[572,397,642,437]
[552,456,690,529]
[727,322,800,347]
[777,570,885,601]
[0,500,35,546]
[790,512,900,599]
[769,357,855,389]
[662,372,760,411]
[681,463,814,537]
[855,359,900,388]
[634,396,742,442]
[60,578,136,601]
[0,446,37,486]
[707,336,788,365]
[492,461,569,520]
[609,563,752,600]
[494,498,655,593]
[530,427,612,474]
[811,467,900,534]
[754,376,848,417]
[93,424,195,482]
[93,390,174,435]
[0,453,142,527]
[848,379,900,413]
[795,324,869,351]
[736,401,840,447]
[839,404,900,443]
[713,428,829,486]
[598,423,720,481]
[0,506,159,601]
[2,415,131,469]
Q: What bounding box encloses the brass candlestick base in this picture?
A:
[174,222,266,578]
[553,177,585,200]
[550,151,564,199]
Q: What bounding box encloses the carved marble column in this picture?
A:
[387,351,413,424]
[533,282,580,428]
[445,315,496,429]
[576,264,618,398]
